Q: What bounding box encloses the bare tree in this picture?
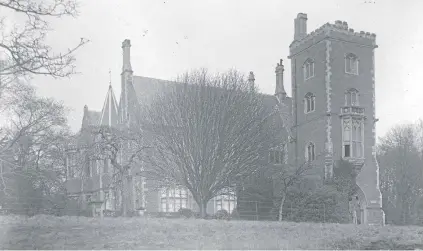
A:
[142,69,280,217]
[0,0,88,81]
[0,83,70,213]
[377,123,423,225]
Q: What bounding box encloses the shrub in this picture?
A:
[215,209,229,220]
[178,208,193,218]
[230,208,240,220]
[103,210,117,217]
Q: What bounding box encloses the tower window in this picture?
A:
[345,88,359,106]
[303,59,315,80]
[342,118,364,158]
[306,142,316,162]
[304,93,315,113]
[269,148,285,165]
[345,53,359,75]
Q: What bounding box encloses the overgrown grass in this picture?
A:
[0,215,422,249]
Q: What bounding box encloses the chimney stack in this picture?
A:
[275,59,286,101]
[122,39,132,72]
[248,71,255,91]
[294,13,308,41]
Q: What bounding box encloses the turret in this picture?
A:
[275,59,286,101]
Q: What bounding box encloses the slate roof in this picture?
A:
[132,75,292,111]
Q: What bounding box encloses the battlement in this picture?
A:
[289,16,377,55]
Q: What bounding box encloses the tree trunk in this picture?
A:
[200,199,208,218]
[120,173,127,217]
[278,191,286,222]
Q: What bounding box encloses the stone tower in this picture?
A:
[288,13,384,225]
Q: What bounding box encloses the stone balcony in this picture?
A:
[339,106,366,118]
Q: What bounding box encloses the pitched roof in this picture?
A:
[86,111,101,126]
[132,75,175,107]
[99,85,119,127]
[132,75,291,111]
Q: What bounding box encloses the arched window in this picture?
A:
[345,53,358,75]
[303,58,315,80]
[345,88,359,106]
[304,92,315,113]
[306,142,315,162]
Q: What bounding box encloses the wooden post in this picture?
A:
[255,201,258,221]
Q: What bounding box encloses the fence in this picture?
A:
[0,196,342,224]
[235,199,330,223]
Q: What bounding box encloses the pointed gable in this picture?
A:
[100,85,119,127]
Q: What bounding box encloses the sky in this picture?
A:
[8,0,423,139]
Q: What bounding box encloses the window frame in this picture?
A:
[159,186,189,213]
[345,88,360,106]
[304,93,316,114]
[345,53,359,75]
[342,117,364,158]
[268,149,285,165]
[214,188,237,214]
[303,59,315,81]
[305,142,316,162]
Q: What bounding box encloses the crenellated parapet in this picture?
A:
[289,19,377,58]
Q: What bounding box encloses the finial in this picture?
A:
[248,71,255,81]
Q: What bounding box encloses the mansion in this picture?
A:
[65,13,384,225]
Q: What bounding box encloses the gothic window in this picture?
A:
[269,149,285,165]
[304,93,315,113]
[68,152,76,166]
[160,187,189,213]
[345,88,359,106]
[303,58,315,80]
[306,142,316,162]
[345,53,359,75]
[67,165,74,179]
[342,118,364,158]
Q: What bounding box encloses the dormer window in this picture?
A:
[304,93,315,113]
[345,88,359,106]
[303,59,315,80]
[345,53,358,75]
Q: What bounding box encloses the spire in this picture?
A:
[275,59,287,101]
[100,81,119,127]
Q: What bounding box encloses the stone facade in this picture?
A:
[288,14,384,225]
[65,13,384,224]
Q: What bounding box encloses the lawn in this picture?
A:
[0,215,422,250]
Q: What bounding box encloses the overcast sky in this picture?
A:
[24,0,423,139]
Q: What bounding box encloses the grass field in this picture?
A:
[1,215,422,250]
